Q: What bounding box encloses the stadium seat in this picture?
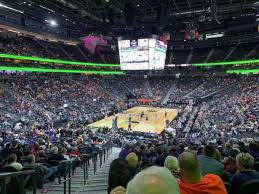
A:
[224,182,232,194]
[22,167,44,189]
[239,179,259,194]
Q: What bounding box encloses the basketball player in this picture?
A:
[128,114,132,131]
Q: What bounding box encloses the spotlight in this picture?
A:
[49,20,58,26]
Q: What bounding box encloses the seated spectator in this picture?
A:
[178,151,227,194]
[48,146,66,161]
[126,152,139,177]
[108,159,131,194]
[229,148,240,158]
[198,145,224,177]
[6,153,22,171]
[231,153,259,193]
[59,147,70,160]
[223,143,232,157]
[36,150,47,163]
[126,166,180,194]
[164,156,180,178]
[214,149,222,162]
[14,144,24,159]
[223,157,237,177]
[110,186,126,194]
[249,141,259,159]
[155,145,169,166]
[23,154,58,188]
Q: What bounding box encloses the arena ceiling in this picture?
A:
[1,0,259,36]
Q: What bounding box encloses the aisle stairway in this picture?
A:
[79,147,120,194]
[145,80,154,98]
[29,148,120,194]
[162,84,176,104]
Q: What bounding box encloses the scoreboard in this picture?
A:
[118,38,167,70]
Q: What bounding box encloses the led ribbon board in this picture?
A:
[226,69,259,74]
[0,66,123,75]
[0,53,120,67]
[193,59,259,67]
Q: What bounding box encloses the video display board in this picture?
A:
[118,38,167,70]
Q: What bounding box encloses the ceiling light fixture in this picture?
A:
[0,2,24,13]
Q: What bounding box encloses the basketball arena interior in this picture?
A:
[0,0,258,194]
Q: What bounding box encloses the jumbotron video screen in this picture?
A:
[118,38,167,70]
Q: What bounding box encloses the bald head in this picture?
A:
[126,152,139,168]
[164,156,179,173]
[126,166,179,194]
[110,186,126,194]
[178,151,202,183]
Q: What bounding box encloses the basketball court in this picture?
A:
[88,106,178,134]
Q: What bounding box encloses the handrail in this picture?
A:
[54,145,112,194]
[0,170,35,177]
[0,170,36,194]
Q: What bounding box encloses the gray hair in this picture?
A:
[236,153,254,169]
[51,146,59,154]
[126,166,179,194]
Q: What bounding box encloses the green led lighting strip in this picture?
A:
[193,59,259,67]
[0,66,123,75]
[226,69,259,74]
[0,53,120,67]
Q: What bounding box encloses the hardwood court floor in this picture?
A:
[88,106,178,134]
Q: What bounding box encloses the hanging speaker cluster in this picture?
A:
[157,1,170,27]
[124,2,136,27]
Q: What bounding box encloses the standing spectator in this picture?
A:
[198,145,224,177]
[164,156,180,178]
[108,159,131,194]
[126,166,180,194]
[178,151,227,194]
[126,152,139,178]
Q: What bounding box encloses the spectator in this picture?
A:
[198,145,224,177]
[119,145,131,159]
[178,151,227,194]
[108,159,131,194]
[231,153,259,193]
[164,156,180,178]
[126,152,139,177]
[126,166,180,194]
[6,153,22,171]
[249,141,259,160]
[23,154,58,188]
[155,145,169,166]
[110,186,126,194]
[223,157,237,177]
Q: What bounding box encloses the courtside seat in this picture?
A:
[239,179,259,194]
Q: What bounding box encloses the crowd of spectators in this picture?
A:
[108,130,259,194]
[0,32,116,65]
[0,124,112,192]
